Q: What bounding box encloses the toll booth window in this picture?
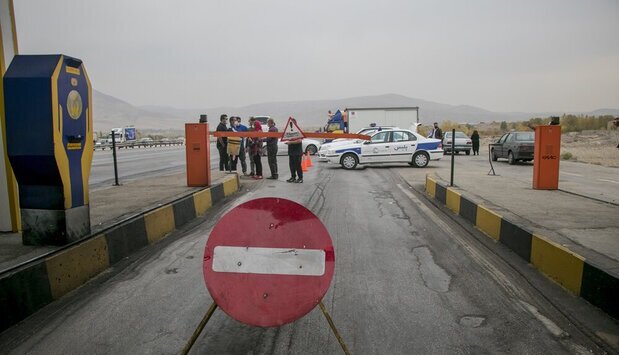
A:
[371,131,390,143]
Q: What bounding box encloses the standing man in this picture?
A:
[227,116,242,172]
[428,122,443,139]
[235,117,249,175]
[216,114,229,171]
[266,118,279,179]
[286,117,304,183]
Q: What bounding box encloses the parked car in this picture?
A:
[253,116,271,132]
[324,129,443,169]
[490,131,535,164]
[442,131,472,155]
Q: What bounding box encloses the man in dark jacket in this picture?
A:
[266,118,279,179]
[428,122,443,139]
[216,114,229,171]
[286,118,304,183]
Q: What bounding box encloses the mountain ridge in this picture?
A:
[91,90,619,132]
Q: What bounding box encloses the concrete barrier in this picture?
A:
[424,175,618,319]
[0,174,240,332]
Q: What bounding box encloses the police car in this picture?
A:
[317,126,399,162]
[324,129,443,169]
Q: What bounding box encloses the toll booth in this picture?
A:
[185,123,211,186]
[4,55,93,245]
[533,125,561,190]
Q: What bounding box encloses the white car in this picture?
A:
[276,138,322,155]
[442,131,472,155]
[317,126,399,161]
[324,129,443,169]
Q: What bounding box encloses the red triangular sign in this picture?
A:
[281,117,306,142]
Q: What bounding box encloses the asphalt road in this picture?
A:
[90,144,219,189]
[0,160,609,354]
[91,145,619,204]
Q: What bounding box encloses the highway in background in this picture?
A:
[89,144,219,189]
[90,144,619,204]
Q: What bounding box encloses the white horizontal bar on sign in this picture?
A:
[212,246,325,276]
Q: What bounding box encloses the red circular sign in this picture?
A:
[203,198,335,327]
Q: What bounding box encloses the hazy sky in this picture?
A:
[14,0,618,112]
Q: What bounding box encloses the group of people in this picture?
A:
[215,115,304,183]
[427,122,481,155]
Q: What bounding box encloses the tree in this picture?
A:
[500,121,507,131]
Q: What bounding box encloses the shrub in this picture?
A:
[561,152,574,160]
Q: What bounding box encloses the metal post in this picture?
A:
[450,128,455,186]
[179,302,218,355]
[319,301,351,355]
[111,130,120,186]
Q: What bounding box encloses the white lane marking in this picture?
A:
[212,246,325,276]
[519,301,568,338]
[561,172,583,177]
[598,179,619,184]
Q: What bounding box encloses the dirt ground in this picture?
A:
[478,130,619,168]
[561,130,619,167]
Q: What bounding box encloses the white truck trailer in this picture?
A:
[344,107,420,133]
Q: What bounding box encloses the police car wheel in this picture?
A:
[340,153,358,170]
[305,144,318,155]
[412,152,429,168]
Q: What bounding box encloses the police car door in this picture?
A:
[361,131,391,163]
[389,131,416,162]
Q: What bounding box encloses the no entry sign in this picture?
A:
[203,198,335,327]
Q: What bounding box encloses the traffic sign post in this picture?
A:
[280,116,306,142]
[181,198,350,354]
[203,197,334,327]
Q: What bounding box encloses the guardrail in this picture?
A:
[94,140,185,151]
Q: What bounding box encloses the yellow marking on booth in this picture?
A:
[144,205,175,243]
[52,57,73,209]
[531,234,584,294]
[425,175,436,198]
[65,66,80,75]
[193,189,212,216]
[45,235,109,299]
[0,25,21,231]
[223,175,239,197]
[81,64,94,204]
[475,205,501,240]
[445,188,461,214]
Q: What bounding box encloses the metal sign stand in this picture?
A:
[111,130,120,185]
[487,144,498,176]
[180,301,351,355]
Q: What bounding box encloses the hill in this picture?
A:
[91,90,619,132]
